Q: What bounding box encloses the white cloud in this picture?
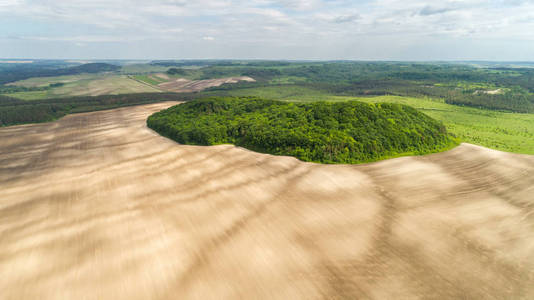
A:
[271,0,321,11]
[0,0,22,6]
[1,0,534,59]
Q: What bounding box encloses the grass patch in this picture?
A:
[132,75,165,86]
[3,90,50,100]
[214,84,330,101]
[7,74,98,88]
[270,76,307,84]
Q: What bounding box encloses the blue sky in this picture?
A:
[1,0,533,60]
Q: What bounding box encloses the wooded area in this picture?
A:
[147,97,455,164]
[0,93,189,126]
[0,63,120,85]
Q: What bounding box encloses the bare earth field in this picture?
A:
[61,75,162,96]
[5,75,255,100]
[157,76,255,92]
[6,75,162,99]
[0,103,533,300]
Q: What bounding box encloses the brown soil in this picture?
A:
[153,73,170,80]
[0,103,533,300]
[158,76,255,92]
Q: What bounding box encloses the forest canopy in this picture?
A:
[147,97,456,164]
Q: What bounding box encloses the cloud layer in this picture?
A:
[1,0,534,60]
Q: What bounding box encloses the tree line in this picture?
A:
[0,92,192,126]
[0,63,120,85]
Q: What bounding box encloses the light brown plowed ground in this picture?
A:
[158,76,255,92]
[1,102,533,300]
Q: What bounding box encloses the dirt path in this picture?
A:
[1,102,533,300]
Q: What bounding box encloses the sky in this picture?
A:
[1,0,534,60]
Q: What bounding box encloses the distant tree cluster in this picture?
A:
[0,85,49,93]
[167,68,188,75]
[147,97,455,164]
[0,63,120,84]
[445,86,534,113]
[0,93,190,126]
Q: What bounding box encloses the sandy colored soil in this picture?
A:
[1,102,533,300]
[8,75,162,96]
[474,89,503,95]
[65,76,162,96]
[153,73,170,80]
[158,76,255,92]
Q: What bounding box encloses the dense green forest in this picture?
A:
[0,92,189,126]
[147,97,455,164]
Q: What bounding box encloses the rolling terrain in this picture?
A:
[1,103,533,299]
[5,74,161,99]
[4,73,255,100]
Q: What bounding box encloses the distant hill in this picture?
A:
[0,63,120,84]
[62,63,120,74]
